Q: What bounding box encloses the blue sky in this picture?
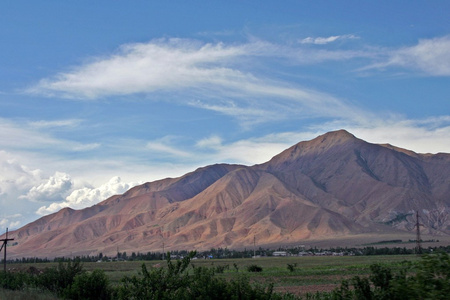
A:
[1,1,449,229]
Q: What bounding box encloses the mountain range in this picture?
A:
[5,130,450,258]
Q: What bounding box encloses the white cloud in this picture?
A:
[27,38,370,102]
[196,135,223,149]
[0,117,100,152]
[364,36,450,76]
[28,119,83,129]
[2,34,447,228]
[195,132,320,165]
[27,38,248,99]
[146,137,191,158]
[0,214,23,230]
[348,116,450,154]
[193,115,450,167]
[36,202,70,216]
[300,34,359,45]
[25,38,372,127]
[36,176,141,215]
[22,172,73,202]
[0,152,44,201]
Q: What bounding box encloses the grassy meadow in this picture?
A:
[8,254,420,297]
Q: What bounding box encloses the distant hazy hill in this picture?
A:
[6,130,450,258]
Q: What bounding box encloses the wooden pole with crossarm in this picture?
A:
[0,228,14,272]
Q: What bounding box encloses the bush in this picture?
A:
[33,260,110,299]
[287,263,297,272]
[35,260,84,295]
[247,264,263,272]
[65,269,112,300]
[115,252,195,299]
[215,264,229,273]
[0,271,30,290]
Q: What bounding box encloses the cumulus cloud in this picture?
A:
[36,176,140,215]
[0,214,23,230]
[300,34,359,45]
[0,152,44,201]
[22,172,73,202]
[0,154,49,228]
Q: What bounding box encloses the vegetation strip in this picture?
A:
[1,252,450,299]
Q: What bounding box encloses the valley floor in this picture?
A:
[9,254,420,297]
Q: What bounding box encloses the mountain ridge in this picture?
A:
[5,130,450,258]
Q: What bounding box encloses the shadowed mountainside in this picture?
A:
[6,130,450,257]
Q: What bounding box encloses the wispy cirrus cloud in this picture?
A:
[347,116,450,154]
[364,35,450,76]
[27,38,249,99]
[28,119,83,129]
[0,117,100,152]
[300,34,359,45]
[146,137,192,158]
[25,38,372,127]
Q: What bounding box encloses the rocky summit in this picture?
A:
[5,130,450,258]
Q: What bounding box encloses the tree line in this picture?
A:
[6,244,450,264]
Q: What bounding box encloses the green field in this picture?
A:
[9,254,420,296]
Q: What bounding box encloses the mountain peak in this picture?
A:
[315,129,357,143]
[262,129,361,170]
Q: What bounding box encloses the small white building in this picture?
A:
[273,251,287,257]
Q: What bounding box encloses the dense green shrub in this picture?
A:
[287,263,297,272]
[65,269,112,300]
[214,264,229,273]
[35,260,84,295]
[27,259,112,299]
[115,252,195,299]
[0,271,30,290]
[247,264,263,272]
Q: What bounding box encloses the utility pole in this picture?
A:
[0,228,14,272]
[415,211,423,255]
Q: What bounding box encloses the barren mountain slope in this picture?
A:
[260,130,449,226]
